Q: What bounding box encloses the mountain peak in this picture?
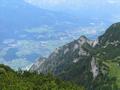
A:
[99,22,120,45]
[112,22,120,27]
[78,35,89,44]
[79,35,87,40]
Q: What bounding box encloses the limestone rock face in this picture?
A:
[30,36,94,75]
[91,57,99,78]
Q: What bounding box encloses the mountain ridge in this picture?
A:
[30,22,120,90]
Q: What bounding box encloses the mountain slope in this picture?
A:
[99,22,120,45]
[0,64,84,90]
[30,36,94,86]
[92,22,120,90]
[30,22,120,90]
[95,22,120,59]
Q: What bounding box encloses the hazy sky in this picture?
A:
[24,0,120,12]
[24,0,120,23]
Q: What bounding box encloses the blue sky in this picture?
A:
[24,0,120,12]
[24,0,120,23]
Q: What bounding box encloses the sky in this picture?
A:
[24,0,120,9]
[24,0,120,13]
[24,0,120,23]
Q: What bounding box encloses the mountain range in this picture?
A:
[30,22,120,90]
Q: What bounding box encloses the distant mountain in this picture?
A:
[30,22,120,90]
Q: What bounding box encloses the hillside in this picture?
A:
[91,22,120,90]
[0,64,84,90]
[30,22,120,90]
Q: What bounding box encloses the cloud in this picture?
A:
[24,0,85,11]
[24,0,120,15]
[25,0,120,8]
[107,0,120,4]
[25,0,67,7]
[109,15,120,23]
[80,26,105,35]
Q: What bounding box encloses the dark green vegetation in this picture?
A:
[90,23,120,90]
[0,64,84,90]
[92,59,120,90]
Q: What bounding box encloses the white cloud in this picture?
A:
[24,0,120,18]
[24,0,84,11]
[25,0,67,7]
[107,0,120,4]
[24,0,120,8]
[109,15,120,23]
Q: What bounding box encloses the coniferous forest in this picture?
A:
[0,64,84,90]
